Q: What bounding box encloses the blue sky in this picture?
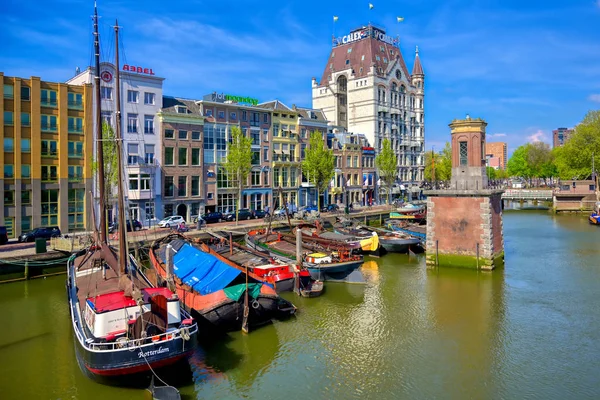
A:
[2,0,600,155]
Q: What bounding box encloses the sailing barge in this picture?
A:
[149,234,296,333]
[245,229,364,282]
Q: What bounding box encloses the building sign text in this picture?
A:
[123,65,155,75]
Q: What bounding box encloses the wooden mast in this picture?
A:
[114,21,127,275]
[93,2,107,243]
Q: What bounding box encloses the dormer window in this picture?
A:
[175,105,187,114]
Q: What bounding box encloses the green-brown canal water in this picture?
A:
[1,211,599,399]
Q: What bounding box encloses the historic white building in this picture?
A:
[312,24,425,182]
[67,62,164,224]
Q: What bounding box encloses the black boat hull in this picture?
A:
[379,238,422,253]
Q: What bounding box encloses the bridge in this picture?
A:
[501,189,554,201]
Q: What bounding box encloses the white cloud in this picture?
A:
[488,133,507,137]
[527,129,548,143]
[588,94,600,102]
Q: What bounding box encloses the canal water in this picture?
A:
[1,211,599,399]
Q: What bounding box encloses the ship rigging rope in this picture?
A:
[138,349,170,388]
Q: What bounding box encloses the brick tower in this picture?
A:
[424,116,504,270]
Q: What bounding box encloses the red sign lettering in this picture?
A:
[122,64,155,75]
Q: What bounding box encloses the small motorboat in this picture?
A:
[298,280,324,298]
[590,202,600,225]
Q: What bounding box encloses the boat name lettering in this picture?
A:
[138,346,169,358]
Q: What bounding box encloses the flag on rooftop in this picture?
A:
[369,3,374,9]
[333,16,339,22]
[397,16,404,22]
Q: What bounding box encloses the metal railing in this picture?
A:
[501,190,553,200]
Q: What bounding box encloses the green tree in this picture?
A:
[527,141,556,183]
[223,126,252,225]
[424,142,452,182]
[554,110,600,179]
[486,167,497,180]
[495,169,508,180]
[375,139,398,205]
[301,131,335,210]
[91,122,119,211]
[507,145,532,179]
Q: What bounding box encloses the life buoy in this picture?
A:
[252,299,260,309]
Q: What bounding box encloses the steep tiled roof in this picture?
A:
[161,96,202,115]
[319,36,411,85]
[412,48,424,76]
[256,100,292,111]
[296,107,328,123]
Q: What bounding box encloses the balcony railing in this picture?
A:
[41,151,58,157]
[250,120,260,127]
[41,100,58,107]
[68,175,83,182]
[68,101,83,110]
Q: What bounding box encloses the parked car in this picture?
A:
[18,226,61,242]
[273,204,298,217]
[320,204,340,213]
[158,216,185,228]
[301,205,318,213]
[0,226,8,245]
[224,209,255,221]
[200,212,223,224]
[253,210,266,219]
[108,219,143,233]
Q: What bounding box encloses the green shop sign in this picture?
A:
[208,92,259,106]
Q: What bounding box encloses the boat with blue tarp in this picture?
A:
[149,234,296,333]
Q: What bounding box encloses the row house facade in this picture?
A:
[158,98,206,221]
[329,132,364,206]
[67,62,164,224]
[1,73,93,237]
[196,94,272,213]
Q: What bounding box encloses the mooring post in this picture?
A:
[295,228,302,294]
[24,261,29,280]
[476,242,480,269]
[229,232,233,256]
[380,213,382,225]
[436,240,439,267]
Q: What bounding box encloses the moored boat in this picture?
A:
[246,229,364,282]
[590,202,600,225]
[293,222,379,253]
[332,218,380,253]
[149,234,296,333]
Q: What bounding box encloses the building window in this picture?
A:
[273,123,279,137]
[191,176,200,196]
[140,174,151,190]
[218,111,225,119]
[4,138,14,152]
[179,148,187,165]
[217,193,236,213]
[129,174,139,190]
[207,192,214,200]
[127,143,139,164]
[165,129,174,139]
[192,148,200,165]
[4,190,14,205]
[3,84,14,99]
[203,126,215,163]
[21,112,30,127]
[263,129,269,141]
[144,92,155,105]
[145,202,155,220]
[21,139,31,153]
[41,89,57,107]
[41,165,58,182]
[301,144,306,158]
[192,131,201,140]
[251,130,260,145]
[127,114,138,133]
[144,115,154,134]
[459,141,468,166]
[22,164,31,178]
[178,176,187,197]
[41,189,59,226]
[164,204,174,216]
[127,90,139,103]
[290,168,296,186]
[273,167,280,186]
[144,144,155,164]
[241,110,247,121]
[68,92,83,109]
[251,171,260,186]
[353,156,359,168]
[68,117,83,133]
[68,166,83,182]
[176,105,188,114]
[101,111,113,126]
[263,113,268,123]
[41,140,58,157]
[251,151,260,165]
[4,111,14,125]
[68,141,84,158]
[282,168,288,187]
[68,189,85,230]
[101,87,112,100]
[205,109,213,117]
[263,147,269,162]
[230,112,237,120]
[21,216,32,232]
[217,168,235,188]
[301,128,307,138]
[164,147,174,165]
[164,176,174,197]
[179,130,188,140]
